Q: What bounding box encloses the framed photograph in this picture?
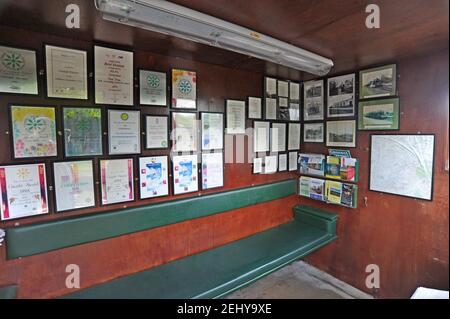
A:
[271,122,286,152]
[253,121,270,153]
[172,69,196,109]
[253,157,263,174]
[201,152,224,190]
[0,45,38,95]
[359,64,397,99]
[278,153,287,172]
[327,73,355,117]
[172,154,198,195]
[45,45,88,100]
[264,76,277,97]
[63,107,103,157]
[287,123,301,151]
[370,134,434,201]
[100,158,134,205]
[303,79,324,121]
[94,45,134,106]
[0,163,49,220]
[201,112,224,150]
[326,120,356,148]
[171,112,198,152]
[108,109,141,155]
[53,160,95,212]
[264,155,278,174]
[358,98,400,130]
[265,98,277,120]
[139,70,167,106]
[289,103,300,122]
[288,151,298,171]
[10,105,57,159]
[248,96,262,119]
[277,80,289,97]
[139,156,169,199]
[304,123,324,143]
[226,99,246,134]
[145,115,169,149]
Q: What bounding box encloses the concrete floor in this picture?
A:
[226,261,373,299]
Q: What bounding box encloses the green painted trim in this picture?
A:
[0,285,18,299]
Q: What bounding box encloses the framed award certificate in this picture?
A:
[265,98,277,120]
[139,156,169,199]
[226,99,246,134]
[172,69,196,109]
[271,123,287,152]
[139,70,167,106]
[278,153,288,172]
[201,152,224,190]
[288,123,301,150]
[0,163,49,220]
[288,151,298,171]
[248,97,262,119]
[172,154,198,195]
[100,158,134,205]
[264,155,278,174]
[63,107,103,157]
[94,46,134,105]
[108,109,141,155]
[45,45,88,99]
[201,112,224,151]
[253,121,270,153]
[0,45,38,95]
[10,105,58,159]
[145,115,169,149]
[53,160,96,212]
[171,112,197,152]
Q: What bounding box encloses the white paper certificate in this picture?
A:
[265,77,277,96]
[140,70,166,106]
[278,154,287,171]
[53,161,95,212]
[289,152,298,171]
[101,158,134,205]
[253,121,270,153]
[201,113,223,150]
[139,156,169,199]
[94,46,134,105]
[201,152,224,190]
[264,155,278,174]
[172,112,198,152]
[108,109,141,155]
[271,123,286,152]
[45,45,87,99]
[278,80,289,97]
[265,98,277,120]
[146,115,168,149]
[288,123,301,150]
[0,163,49,220]
[173,154,198,195]
[290,82,300,101]
[253,158,263,174]
[248,97,262,119]
[0,45,38,95]
[226,100,246,134]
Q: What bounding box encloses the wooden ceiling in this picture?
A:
[0,0,448,79]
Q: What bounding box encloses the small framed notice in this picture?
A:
[201,152,224,190]
[201,112,224,150]
[172,154,199,195]
[139,156,169,199]
[145,115,169,149]
[100,158,135,205]
[226,99,246,134]
[172,69,197,109]
[139,70,167,106]
[108,109,141,155]
[248,96,262,119]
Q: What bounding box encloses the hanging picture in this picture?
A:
[303,79,324,121]
[145,115,169,149]
[253,121,270,153]
[53,160,96,212]
[108,109,141,155]
[278,153,287,172]
[226,99,246,134]
[248,97,262,119]
[264,155,278,174]
[172,69,196,109]
[0,163,49,220]
[10,105,57,159]
[288,151,298,171]
[172,112,197,152]
[100,158,134,205]
[327,73,355,117]
[201,152,224,190]
[304,123,324,143]
[94,45,134,105]
[264,76,277,98]
[253,157,263,174]
[277,80,289,97]
[172,154,198,195]
[326,120,356,148]
[139,156,169,199]
[287,123,301,151]
[0,45,38,95]
[265,97,277,120]
[271,122,286,152]
[63,107,103,157]
[289,82,301,122]
[201,112,224,150]
[359,64,397,99]
[139,70,167,106]
[358,98,400,130]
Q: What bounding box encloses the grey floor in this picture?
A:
[226,261,373,299]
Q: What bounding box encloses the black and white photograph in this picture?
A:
[326,120,356,147]
[359,64,397,99]
[304,123,324,143]
[303,80,324,121]
[327,73,355,117]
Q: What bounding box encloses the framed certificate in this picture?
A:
[264,76,277,97]
[271,122,287,152]
[253,157,263,174]
[171,112,198,152]
[0,163,49,220]
[145,115,169,149]
[288,123,301,150]
[226,99,246,134]
[139,70,167,106]
[288,151,298,171]
[63,107,103,157]
[248,96,262,119]
[265,98,277,120]
[304,80,324,121]
[264,155,278,174]
[253,121,270,153]
[108,109,141,155]
[172,69,196,109]
[289,82,300,102]
[45,45,88,99]
[277,80,289,97]
[139,156,169,199]
[201,152,224,190]
[0,45,38,95]
[94,45,134,106]
[53,160,96,212]
[172,154,198,195]
[278,153,287,172]
[10,105,58,159]
[100,158,134,205]
[201,112,224,151]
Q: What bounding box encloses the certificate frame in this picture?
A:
[200,112,224,151]
[172,153,199,195]
[253,120,270,153]
[144,115,169,150]
[278,153,288,172]
[139,68,168,106]
[8,104,59,160]
[247,96,262,120]
[225,99,246,135]
[287,122,301,151]
[264,76,278,98]
[201,151,225,190]
[44,43,88,100]
[99,157,136,206]
[288,151,298,171]
[252,157,263,174]
[108,108,141,155]
[51,159,97,213]
[139,155,170,199]
[171,111,198,152]
[171,68,197,110]
[270,122,287,153]
[264,97,277,120]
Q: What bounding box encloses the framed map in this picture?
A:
[370,134,435,201]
